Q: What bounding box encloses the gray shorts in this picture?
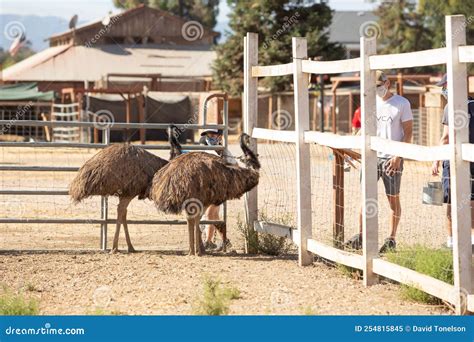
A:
[360,158,404,196]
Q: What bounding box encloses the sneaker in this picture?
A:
[344,233,362,250]
[214,239,232,252]
[379,237,396,254]
[203,241,217,250]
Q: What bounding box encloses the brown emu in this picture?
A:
[69,126,181,253]
[149,133,260,256]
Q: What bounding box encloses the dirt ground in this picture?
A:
[0,143,452,315]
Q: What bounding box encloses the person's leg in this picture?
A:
[386,194,401,239]
[205,205,220,243]
[446,204,452,237]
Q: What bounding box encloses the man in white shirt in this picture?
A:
[346,70,413,253]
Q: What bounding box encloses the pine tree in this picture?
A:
[212,0,345,96]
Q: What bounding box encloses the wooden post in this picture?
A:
[360,36,379,286]
[243,32,259,253]
[292,37,313,266]
[348,92,353,133]
[137,94,145,144]
[333,151,344,248]
[446,15,472,315]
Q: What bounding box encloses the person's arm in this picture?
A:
[386,100,413,176]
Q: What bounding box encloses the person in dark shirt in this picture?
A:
[431,74,474,248]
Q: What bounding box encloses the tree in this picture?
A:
[113,0,219,29]
[212,0,345,96]
[0,44,35,71]
[375,0,474,72]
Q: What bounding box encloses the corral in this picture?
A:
[1,14,474,316]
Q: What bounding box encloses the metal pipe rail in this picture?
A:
[0,141,224,151]
[0,120,226,130]
[0,218,225,225]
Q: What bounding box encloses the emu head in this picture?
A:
[239,133,260,170]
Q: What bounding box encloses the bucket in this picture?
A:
[422,181,444,206]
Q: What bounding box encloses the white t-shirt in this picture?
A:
[376,94,413,158]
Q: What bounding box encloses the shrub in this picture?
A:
[385,245,453,304]
[0,287,39,315]
[193,277,240,315]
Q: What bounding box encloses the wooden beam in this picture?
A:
[446,15,472,315]
[369,48,447,70]
[137,94,145,144]
[370,137,451,161]
[252,128,296,143]
[304,131,361,149]
[360,36,379,286]
[459,45,474,63]
[243,32,259,254]
[333,152,344,248]
[251,63,293,77]
[373,259,456,304]
[292,37,313,266]
[254,221,298,245]
[301,58,360,74]
[307,239,364,270]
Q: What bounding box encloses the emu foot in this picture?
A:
[110,248,119,254]
[127,246,136,253]
[188,249,195,256]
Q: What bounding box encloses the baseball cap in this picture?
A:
[375,70,388,86]
[435,74,447,86]
[200,128,223,136]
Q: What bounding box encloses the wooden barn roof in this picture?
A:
[47,4,219,42]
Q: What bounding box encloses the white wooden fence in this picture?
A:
[243,15,474,315]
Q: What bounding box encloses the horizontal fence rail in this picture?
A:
[301,58,360,74]
[251,128,296,143]
[304,131,361,149]
[0,120,226,130]
[251,63,293,77]
[369,47,447,70]
[370,137,451,161]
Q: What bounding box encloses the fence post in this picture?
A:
[100,127,110,251]
[243,32,259,253]
[360,37,379,286]
[292,37,313,266]
[446,15,472,315]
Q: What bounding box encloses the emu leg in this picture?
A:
[187,217,195,256]
[195,214,205,256]
[111,211,121,254]
[120,197,135,253]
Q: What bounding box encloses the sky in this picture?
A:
[0,0,378,27]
